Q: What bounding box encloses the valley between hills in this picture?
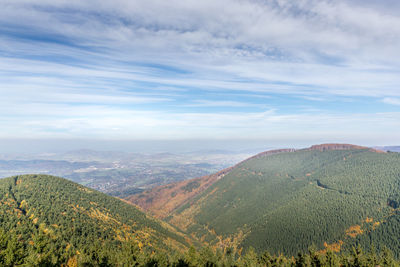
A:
[127,144,400,256]
[1,143,400,266]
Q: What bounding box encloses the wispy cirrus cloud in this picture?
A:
[0,0,399,144]
[382,97,400,106]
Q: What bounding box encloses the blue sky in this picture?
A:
[1,0,400,150]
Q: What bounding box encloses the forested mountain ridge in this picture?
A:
[127,144,385,219]
[0,174,193,265]
[304,143,384,152]
[128,144,400,256]
[127,167,234,219]
[1,147,400,266]
[127,148,300,218]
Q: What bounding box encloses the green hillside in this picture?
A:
[166,147,400,256]
[0,174,191,266]
[1,152,400,266]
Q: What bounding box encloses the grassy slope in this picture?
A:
[0,174,192,260]
[161,148,400,255]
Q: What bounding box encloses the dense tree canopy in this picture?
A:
[0,174,191,266]
[168,149,400,256]
[1,148,400,267]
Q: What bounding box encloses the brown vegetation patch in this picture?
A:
[77,186,93,193]
[125,167,233,218]
[88,208,120,225]
[345,225,363,238]
[365,217,373,223]
[373,221,380,229]
[214,229,250,252]
[306,143,385,153]
[319,240,344,253]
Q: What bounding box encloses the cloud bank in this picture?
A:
[0,0,399,145]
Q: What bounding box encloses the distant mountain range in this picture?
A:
[374,146,400,152]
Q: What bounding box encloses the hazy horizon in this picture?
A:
[0,138,397,154]
[1,0,400,151]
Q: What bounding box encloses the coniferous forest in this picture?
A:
[1,147,400,266]
[146,148,400,257]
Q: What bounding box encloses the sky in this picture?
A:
[1,0,400,152]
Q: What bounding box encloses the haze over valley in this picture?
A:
[0,148,254,197]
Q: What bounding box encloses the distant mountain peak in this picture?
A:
[245,144,384,162]
[306,143,385,153]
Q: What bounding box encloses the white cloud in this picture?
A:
[0,0,400,142]
[382,97,400,106]
[1,0,400,96]
[183,100,268,108]
[0,100,399,142]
